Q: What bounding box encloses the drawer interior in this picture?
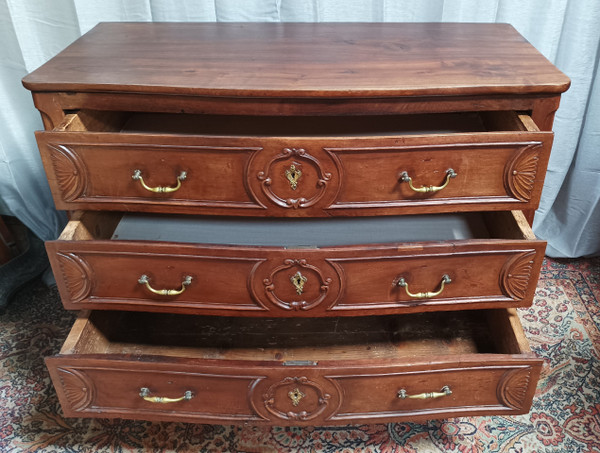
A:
[61,308,530,362]
[62,210,535,246]
[56,110,539,136]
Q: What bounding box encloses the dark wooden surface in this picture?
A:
[26,22,568,424]
[23,23,570,98]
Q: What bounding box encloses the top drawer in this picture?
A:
[36,110,553,217]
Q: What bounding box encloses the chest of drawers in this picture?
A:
[23,22,569,425]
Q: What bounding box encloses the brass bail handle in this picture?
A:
[398,385,452,400]
[400,168,457,193]
[132,169,187,193]
[138,274,192,296]
[139,387,193,403]
[397,274,451,299]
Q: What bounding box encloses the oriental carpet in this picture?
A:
[1,258,599,452]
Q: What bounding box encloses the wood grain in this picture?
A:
[35,111,554,216]
[27,22,565,424]
[45,309,542,425]
[23,23,570,98]
[46,211,546,316]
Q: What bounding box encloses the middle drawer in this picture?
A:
[47,211,545,317]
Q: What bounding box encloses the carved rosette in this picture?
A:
[56,252,93,303]
[262,259,333,311]
[256,148,332,209]
[262,376,331,421]
[48,144,88,201]
[497,367,532,410]
[504,144,542,202]
[499,251,536,300]
[56,367,94,411]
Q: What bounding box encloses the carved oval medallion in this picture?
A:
[262,376,331,421]
[256,148,333,209]
[260,259,333,311]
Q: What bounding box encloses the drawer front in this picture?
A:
[47,358,541,425]
[47,236,545,316]
[36,129,552,216]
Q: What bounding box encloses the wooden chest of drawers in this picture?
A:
[23,22,569,425]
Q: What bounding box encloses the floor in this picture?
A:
[0,257,599,452]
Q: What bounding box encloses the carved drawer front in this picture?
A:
[328,364,538,422]
[47,309,542,425]
[47,211,545,316]
[47,365,263,422]
[36,111,552,217]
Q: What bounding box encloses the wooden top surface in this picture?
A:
[23,22,570,98]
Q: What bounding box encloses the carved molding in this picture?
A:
[497,367,532,410]
[256,148,332,209]
[262,376,331,421]
[499,251,536,300]
[56,252,93,303]
[261,259,333,311]
[504,144,542,202]
[56,367,95,411]
[48,144,88,201]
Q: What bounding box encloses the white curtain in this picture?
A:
[1,0,599,257]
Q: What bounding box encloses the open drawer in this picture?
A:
[47,210,545,317]
[47,308,542,425]
[36,110,553,216]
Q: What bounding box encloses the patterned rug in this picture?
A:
[1,258,599,452]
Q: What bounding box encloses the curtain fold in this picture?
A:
[1,0,598,256]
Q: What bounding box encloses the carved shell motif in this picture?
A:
[497,367,532,410]
[56,252,92,303]
[56,367,94,411]
[499,251,536,300]
[48,144,87,201]
[504,144,541,202]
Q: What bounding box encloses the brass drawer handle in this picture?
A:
[397,274,451,299]
[398,385,452,400]
[132,169,187,193]
[138,274,192,296]
[139,387,193,403]
[400,168,457,193]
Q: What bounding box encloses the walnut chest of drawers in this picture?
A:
[23,22,570,425]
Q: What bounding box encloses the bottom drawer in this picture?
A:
[47,309,541,425]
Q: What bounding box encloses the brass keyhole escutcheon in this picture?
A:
[288,388,305,406]
[285,164,302,190]
[290,271,307,295]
